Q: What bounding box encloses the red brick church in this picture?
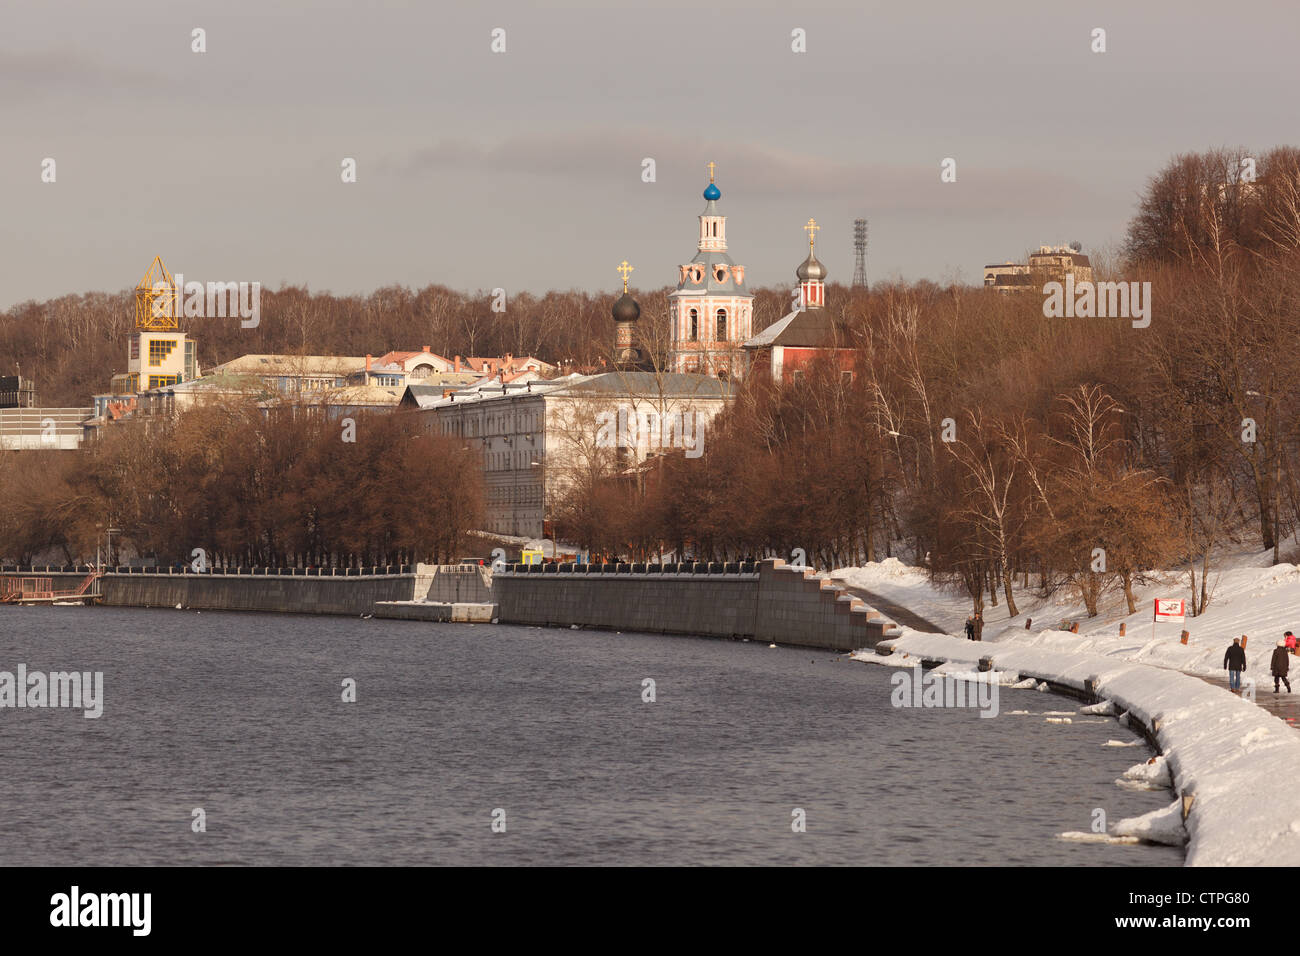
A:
[743,218,856,383]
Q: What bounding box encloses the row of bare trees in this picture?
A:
[548,148,1300,617]
[1,278,800,408]
[0,406,483,567]
[3,146,1297,617]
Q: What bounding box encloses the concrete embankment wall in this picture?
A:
[493,560,895,651]
[422,565,494,603]
[373,601,496,623]
[103,574,415,615]
[2,562,897,648]
[1,571,417,616]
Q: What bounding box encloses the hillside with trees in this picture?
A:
[1,148,1297,614]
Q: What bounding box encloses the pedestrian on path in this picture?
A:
[1272,640,1292,693]
[965,616,975,641]
[1224,637,1247,693]
[1287,630,1297,656]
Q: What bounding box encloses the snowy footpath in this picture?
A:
[836,549,1300,866]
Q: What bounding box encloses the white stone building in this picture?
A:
[420,370,733,537]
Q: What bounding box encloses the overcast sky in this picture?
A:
[2,0,1295,309]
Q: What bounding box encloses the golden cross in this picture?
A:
[617,259,634,292]
[804,217,820,250]
[707,161,717,182]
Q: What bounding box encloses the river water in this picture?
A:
[0,606,1181,865]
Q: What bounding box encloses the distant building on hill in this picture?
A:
[984,244,1093,292]
[0,376,37,408]
[0,407,92,450]
[668,166,754,380]
[206,354,368,394]
[744,218,856,384]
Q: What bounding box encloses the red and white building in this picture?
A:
[667,168,753,380]
[743,219,856,384]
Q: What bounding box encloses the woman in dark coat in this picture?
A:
[1271,640,1292,693]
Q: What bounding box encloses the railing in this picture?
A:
[0,577,56,603]
[497,561,761,576]
[74,570,103,595]
[0,565,416,576]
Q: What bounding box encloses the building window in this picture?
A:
[148,375,179,389]
[688,309,698,341]
[841,370,854,383]
[716,309,727,341]
[148,339,176,367]
[130,338,140,360]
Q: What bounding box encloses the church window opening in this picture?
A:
[715,309,727,341]
[688,309,698,341]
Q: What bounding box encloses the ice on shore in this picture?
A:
[1080,700,1116,716]
[1113,799,1188,846]
[868,624,1300,864]
[1117,754,1172,790]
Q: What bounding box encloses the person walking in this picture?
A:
[1286,630,1297,656]
[1271,640,1292,693]
[1224,637,1247,694]
[965,616,976,641]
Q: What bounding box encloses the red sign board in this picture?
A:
[1153,599,1186,624]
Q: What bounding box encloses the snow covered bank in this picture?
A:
[859,628,1300,865]
[830,550,1300,681]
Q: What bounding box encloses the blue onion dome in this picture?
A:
[703,182,721,201]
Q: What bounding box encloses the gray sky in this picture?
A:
[2,0,1294,309]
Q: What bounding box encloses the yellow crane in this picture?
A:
[134,255,178,331]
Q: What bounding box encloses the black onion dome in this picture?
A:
[612,292,640,322]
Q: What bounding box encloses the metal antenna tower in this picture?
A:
[852,218,868,289]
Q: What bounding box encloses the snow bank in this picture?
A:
[831,547,1300,681]
[860,628,1300,865]
[1113,799,1188,846]
[1080,700,1116,715]
[1117,755,1172,790]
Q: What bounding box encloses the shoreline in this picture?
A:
[865,628,1300,866]
[11,566,1292,865]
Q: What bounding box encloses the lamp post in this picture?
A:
[103,526,122,569]
[1247,388,1282,565]
[530,458,551,558]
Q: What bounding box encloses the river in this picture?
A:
[0,606,1181,865]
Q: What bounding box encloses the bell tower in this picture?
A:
[668,163,753,379]
[797,218,827,309]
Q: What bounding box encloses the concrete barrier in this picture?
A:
[0,570,417,616]
[420,565,494,603]
[1,562,897,648]
[373,601,497,623]
[492,559,893,651]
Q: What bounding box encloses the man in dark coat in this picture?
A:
[1224,638,1247,693]
[965,616,976,641]
[1271,640,1292,693]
